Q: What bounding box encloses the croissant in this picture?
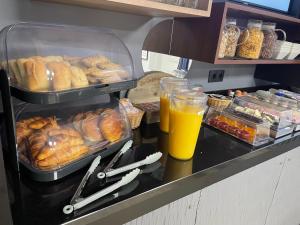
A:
[35,134,84,161]
[99,109,124,142]
[36,145,88,169]
[48,127,81,138]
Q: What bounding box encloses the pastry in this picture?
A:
[98,71,122,84]
[72,112,85,131]
[81,55,110,67]
[70,66,89,88]
[84,67,105,77]
[36,134,84,161]
[17,116,58,147]
[47,62,72,91]
[8,60,22,85]
[98,63,129,80]
[43,56,63,63]
[36,145,88,169]
[81,112,103,142]
[16,116,44,145]
[25,58,50,91]
[16,58,30,87]
[99,109,124,142]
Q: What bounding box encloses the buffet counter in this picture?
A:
[4,123,300,225]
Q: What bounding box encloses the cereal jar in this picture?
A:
[237,20,264,59]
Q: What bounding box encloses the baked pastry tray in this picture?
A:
[19,137,131,182]
[10,79,137,105]
[15,96,132,182]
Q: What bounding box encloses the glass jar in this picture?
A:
[169,90,207,160]
[218,29,228,58]
[224,18,241,58]
[260,23,278,59]
[159,77,188,133]
[237,20,264,59]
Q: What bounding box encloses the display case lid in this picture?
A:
[0,23,135,104]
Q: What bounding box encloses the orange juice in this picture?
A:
[159,77,188,133]
[160,96,170,133]
[169,106,204,160]
[168,90,207,160]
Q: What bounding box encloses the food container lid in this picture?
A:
[226,18,237,26]
[160,77,188,93]
[247,19,263,29]
[0,22,134,96]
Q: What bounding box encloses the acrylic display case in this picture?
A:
[233,96,294,138]
[205,107,272,146]
[0,23,135,181]
[254,90,300,131]
[0,23,135,104]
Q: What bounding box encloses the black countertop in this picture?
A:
[6,123,300,225]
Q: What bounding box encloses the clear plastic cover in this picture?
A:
[254,90,300,125]
[205,107,272,146]
[0,23,134,93]
[233,96,293,130]
[15,96,131,171]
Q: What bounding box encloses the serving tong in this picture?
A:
[63,140,162,214]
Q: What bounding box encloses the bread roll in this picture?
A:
[70,66,89,88]
[43,56,63,63]
[84,67,105,78]
[8,60,22,85]
[25,58,49,91]
[81,55,110,67]
[47,62,72,91]
[98,63,129,80]
[17,58,30,87]
[81,112,103,142]
[99,109,124,142]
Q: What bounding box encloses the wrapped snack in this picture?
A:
[120,98,144,129]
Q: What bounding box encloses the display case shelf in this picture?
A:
[37,0,213,17]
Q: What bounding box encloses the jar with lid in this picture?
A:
[237,20,264,59]
[260,23,287,59]
[224,18,241,58]
[218,28,228,58]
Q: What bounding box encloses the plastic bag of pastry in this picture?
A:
[120,98,145,129]
[0,23,134,94]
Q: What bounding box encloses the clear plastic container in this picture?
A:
[255,90,300,129]
[16,96,131,171]
[169,90,207,160]
[224,18,241,58]
[205,107,272,146]
[0,23,134,93]
[233,96,294,138]
[159,77,188,133]
[237,20,264,59]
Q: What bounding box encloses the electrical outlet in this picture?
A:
[208,70,225,83]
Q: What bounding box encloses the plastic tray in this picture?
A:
[20,137,131,182]
[10,79,136,104]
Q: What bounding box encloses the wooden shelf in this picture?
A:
[144,2,300,65]
[215,59,300,65]
[38,0,212,17]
